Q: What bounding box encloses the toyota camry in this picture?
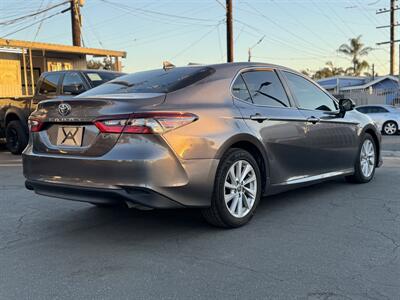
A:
[23,63,382,227]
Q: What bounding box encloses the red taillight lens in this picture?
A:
[28,119,44,132]
[94,112,197,134]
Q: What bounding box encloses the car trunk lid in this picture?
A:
[30,93,166,156]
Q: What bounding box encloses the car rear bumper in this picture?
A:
[25,180,185,209]
[22,138,219,208]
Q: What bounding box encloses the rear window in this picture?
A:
[83,72,124,88]
[78,67,215,97]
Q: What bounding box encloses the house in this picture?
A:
[0,38,126,98]
[317,75,400,105]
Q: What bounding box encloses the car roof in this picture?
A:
[42,69,125,76]
[127,62,303,80]
[356,104,393,108]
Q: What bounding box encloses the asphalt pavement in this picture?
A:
[0,142,399,299]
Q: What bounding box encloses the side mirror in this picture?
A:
[339,98,355,113]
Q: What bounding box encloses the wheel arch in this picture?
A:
[216,134,270,194]
[5,109,28,132]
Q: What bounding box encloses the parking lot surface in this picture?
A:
[0,145,399,299]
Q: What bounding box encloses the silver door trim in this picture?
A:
[277,168,354,186]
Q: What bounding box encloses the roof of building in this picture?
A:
[340,75,399,91]
[318,75,399,91]
[0,38,126,58]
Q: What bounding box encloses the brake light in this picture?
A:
[28,119,44,132]
[94,112,198,134]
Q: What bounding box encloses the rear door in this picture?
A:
[232,68,310,185]
[282,71,359,174]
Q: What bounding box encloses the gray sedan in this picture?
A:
[355,104,400,135]
[23,63,382,228]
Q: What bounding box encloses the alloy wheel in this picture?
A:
[383,122,397,135]
[224,160,257,218]
[360,139,375,178]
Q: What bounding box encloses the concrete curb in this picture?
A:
[382,150,400,158]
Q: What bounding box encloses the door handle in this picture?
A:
[250,113,268,123]
[306,116,320,124]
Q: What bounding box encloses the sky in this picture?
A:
[0,0,397,75]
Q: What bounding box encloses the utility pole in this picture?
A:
[226,0,233,62]
[70,0,82,46]
[376,0,399,75]
[390,0,396,75]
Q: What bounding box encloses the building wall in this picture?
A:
[0,52,22,97]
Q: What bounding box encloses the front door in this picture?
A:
[281,71,359,174]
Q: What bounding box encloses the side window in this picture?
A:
[367,107,379,113]
[62,72,86,95]
[356,107,367,113]
[376,107,389,113]
[39,73,61,95]
[284,71,338,111]
[241,70,290,107]
[232,74,252,102]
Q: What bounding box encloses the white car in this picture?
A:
[355,105,400,135]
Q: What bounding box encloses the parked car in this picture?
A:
[0,69,125,154]
[355,104,400,135]
[23,63,382,228]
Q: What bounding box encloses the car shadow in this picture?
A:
[26,178,349,251]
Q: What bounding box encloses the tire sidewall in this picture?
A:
[6,121,28,154]
[383,121,398,135]
[355,134,377,182]
[213,149,262,227]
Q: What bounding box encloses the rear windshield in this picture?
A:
[78,66,215,97]
[83,72,124,88]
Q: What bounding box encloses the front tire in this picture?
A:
[6,120,28,155]
[346,133,377,183]
[202,148,262,228]
[382,121,398,135]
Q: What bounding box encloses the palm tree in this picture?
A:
[338,35,372,76]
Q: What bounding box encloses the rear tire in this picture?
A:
[346,133,376,183]
[202,148,262,228]
[6,120,28,155]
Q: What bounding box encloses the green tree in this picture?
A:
[338,35,372,76]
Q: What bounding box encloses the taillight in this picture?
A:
[28,119,44,132]
[94,112,198,134]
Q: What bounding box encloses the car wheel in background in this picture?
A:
[202,148,261,228]
[346,133,376,183]
[382,121,398,135]
[6,120,28,155]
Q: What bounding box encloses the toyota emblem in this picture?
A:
[58,103,71,117]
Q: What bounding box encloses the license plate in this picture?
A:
[56,126,84,146]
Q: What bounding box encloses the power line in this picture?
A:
[242,2,332,57]
[1,9,65,38]
[170,21,223,60]
[0,0,69,26]
[100,0,218,23]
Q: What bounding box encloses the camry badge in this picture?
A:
[58,103,71,117]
